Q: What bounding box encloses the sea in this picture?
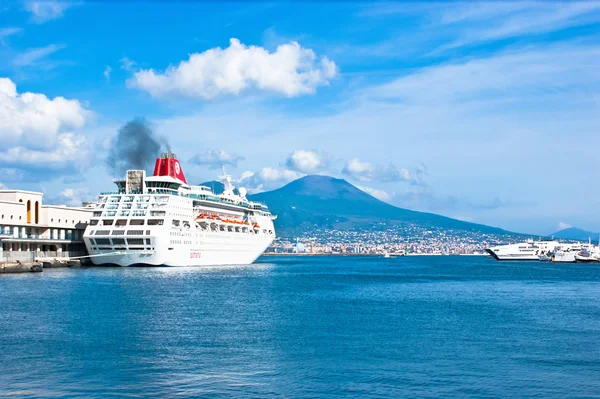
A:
[1,256,599,398]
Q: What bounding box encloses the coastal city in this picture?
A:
[3,2,600,398]
[267,224,527,256]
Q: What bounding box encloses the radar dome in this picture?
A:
[238,187,247,197]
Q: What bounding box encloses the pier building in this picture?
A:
[0,190,93,262]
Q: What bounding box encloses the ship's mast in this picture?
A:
[220,166,235,196]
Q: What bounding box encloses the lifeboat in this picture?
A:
[253,224,260,229]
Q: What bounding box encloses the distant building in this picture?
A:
[0,190,93,262]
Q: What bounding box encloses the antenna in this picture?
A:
[219,165,235,195]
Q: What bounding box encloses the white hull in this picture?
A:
[485,252,541,261]
[552,251,576,263]
[86,229,274,267]
[485,240,560,261]
[88,243,271,267]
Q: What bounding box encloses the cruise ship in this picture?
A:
[82,152,276,266]
[485,239,561,261]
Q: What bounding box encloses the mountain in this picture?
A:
[217,175,515,237]
[199,180,226,194]
[552,227,599,242]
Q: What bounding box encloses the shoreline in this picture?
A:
[262,253,490,257]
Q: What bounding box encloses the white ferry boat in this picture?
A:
[83,152,276,266]
[553,241,600,263]
[485,239,560,261]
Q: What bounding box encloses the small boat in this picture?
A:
[383,252,390,258]
[552,250,577,263]
[574,250,600,263]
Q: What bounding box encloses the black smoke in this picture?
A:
[106,118,170,176]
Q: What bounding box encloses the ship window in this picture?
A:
[145,238,151,245]
[102,220,114,226]
[148,219,163,226]
[116,219,128,226]
[112,238,126,245]
[95,238,111,245]
[90,220,99,226]
[127,230,144,235]
[127,238,144,246]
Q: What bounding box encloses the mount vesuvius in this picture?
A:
[203,175,516,237]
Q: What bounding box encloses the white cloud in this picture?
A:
[341,158,425,185]
[12,44,65,67]
[120,57,135,72]
[56,187,91,207]
[0,133,90,171]
[0,27,21,38]
[0,27,22,45]
[127,38,338,99]
[239,167,303,193]
[190,149,244,169]
[25,1,76,23]
[103,66,112,81]
[0,78,91,177]
[359,2,600,54]
[284,150,330,174]
[357,185,392,202]
[363,44,600,110]
[0,77,90,149]
[557,222,572,231]
[437,2,600,50]
[341,158,374,181]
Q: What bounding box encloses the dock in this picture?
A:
[1,259,83,274]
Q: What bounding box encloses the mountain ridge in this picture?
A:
[202,175,518,237]
[552,227,599,242]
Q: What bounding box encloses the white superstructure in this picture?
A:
[553,240,600,263]
[487,238,600,263]
[83,152,276,266]
[485,239,561,261]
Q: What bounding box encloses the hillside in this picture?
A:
[552,227,599,242]
[204,175,516,237]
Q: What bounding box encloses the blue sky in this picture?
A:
[1,1,600,235]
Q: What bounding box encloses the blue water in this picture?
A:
[1,256,599,398]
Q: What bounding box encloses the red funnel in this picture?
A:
[153,152,187,184]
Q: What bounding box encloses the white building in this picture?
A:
[0,190,93,262]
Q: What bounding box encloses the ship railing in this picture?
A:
[100,191,125,195]
[99,188,269,209]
